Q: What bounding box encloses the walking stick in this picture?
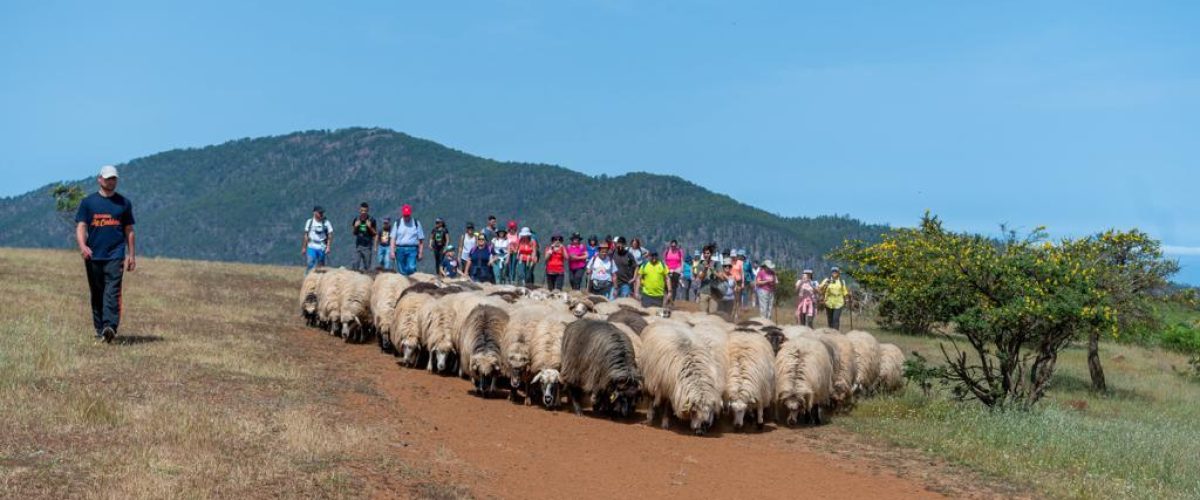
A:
[848,291,854,331]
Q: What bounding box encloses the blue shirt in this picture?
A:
[392,218,425,246]
[75,192,135,260]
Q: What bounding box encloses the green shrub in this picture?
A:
[1160,321,1200,354]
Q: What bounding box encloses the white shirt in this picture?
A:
[588,255,617,281]
[460,233,477,260]
[491,237,510,258]
[306,218,333,250]
[391,218,424,246]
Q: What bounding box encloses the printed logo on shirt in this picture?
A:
[91,214,122,227]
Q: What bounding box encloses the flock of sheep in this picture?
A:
[300,267,907,435]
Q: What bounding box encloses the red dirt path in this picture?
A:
[289,325,994,499]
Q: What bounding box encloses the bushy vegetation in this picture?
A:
[832,213,1178,406]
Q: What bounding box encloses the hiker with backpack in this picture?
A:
[428,218,450,276]
[585,242,618,298]
[388,204,424,276]
[638,250,671,308]
[350,202,377,271]
[376,217,392,271]
[77,165,136,343]
[303,205,333,273]
[819,267,851,330]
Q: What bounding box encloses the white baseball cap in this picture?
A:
[99,165,119,179]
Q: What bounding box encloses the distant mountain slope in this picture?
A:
[0,128,888,271]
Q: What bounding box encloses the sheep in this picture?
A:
[370,273,411,352]
[420,288,473,374]
[316,268,349,335]
[456,301,509,397]
[846,330,882,395]
[527,312,576,409]
[723,331,775,430]
[300,268,326,327]
[607,308,649,335]
[565,292,596,317]
[800,329,858,410]
[876,343,906,394]
[390,282,443,367]
[774,335,834,426]
[337,271,374,343]
[560,319,643,419]
[641,321,726,435]
[497,303,557,403]
[763,326,787,354]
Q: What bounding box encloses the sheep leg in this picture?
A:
[660,401,671,430]
[756,405,765,430]
[569,386,584,416]
[645,396,658,426]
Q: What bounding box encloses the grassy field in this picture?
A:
[0,248,452,499]
[3,247,1197,499]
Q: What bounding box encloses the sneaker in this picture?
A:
[101,326,116,343]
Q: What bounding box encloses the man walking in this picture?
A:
[482,215,499,241]
[350,202,377,271]
[389,204,425,276]
[429,218,450,276]
[376,217,392,271]
[611,237,639,298]
[303,206,333,273]
[75,165,136,343]
[638,250,671,308]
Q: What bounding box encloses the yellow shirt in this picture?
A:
[639,261,670,298]
[821,278,849,309]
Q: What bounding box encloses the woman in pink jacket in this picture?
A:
[795,269,817,328]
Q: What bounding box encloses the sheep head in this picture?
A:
[606,376,642,419]
[729,400,749,429]
[532,369,562,409]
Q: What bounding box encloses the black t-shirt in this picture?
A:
[430,226,449,247]
[351,216,376,247]
[75,192,135,260]
[613,249,638,285]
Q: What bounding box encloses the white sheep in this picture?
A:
[316,268,348,335]
[641,320,726,435]
[300,268,326,327]
[390,282,443,367]
[370,273,411,350]
[876,343,906,394]
[801,329,858,410]
[723,331,775,430]
[774,335,834,426]
[846,330,882,395]
[456,300,509,397]
[337,271,374,343]
[528,311,575,409]
[498,303,557,403]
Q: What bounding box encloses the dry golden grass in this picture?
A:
[0,248,423,499]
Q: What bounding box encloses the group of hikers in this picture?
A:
[302,202,853,328]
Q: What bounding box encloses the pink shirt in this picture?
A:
[664,247,684,272]
[567,243,588,270]
[755,269,776,292]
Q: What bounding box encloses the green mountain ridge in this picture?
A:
[0,127,888,272]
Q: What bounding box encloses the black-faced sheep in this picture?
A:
[723,331,775,430]
[560,319,643,419]
[774,335,834,426]
[641,321,726,435]
[876,343,906,394]
[846,330,882,395]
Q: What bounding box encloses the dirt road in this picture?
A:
[289,327,950,499]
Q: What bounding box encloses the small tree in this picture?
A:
[834,213,1114,408]
[51,184,86,243]
[773,267,798,322]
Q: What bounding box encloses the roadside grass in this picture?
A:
[744,296,1200,499]
[834,329,1200,500]
[0,248,430,498]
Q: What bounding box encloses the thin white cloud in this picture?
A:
[1163,245,1200,256]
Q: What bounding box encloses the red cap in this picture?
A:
[507,220,518,229]
[401,204,413,217]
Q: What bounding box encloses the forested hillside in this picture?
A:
[0,128,888,271]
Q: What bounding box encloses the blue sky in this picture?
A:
[2,1,1197,282]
